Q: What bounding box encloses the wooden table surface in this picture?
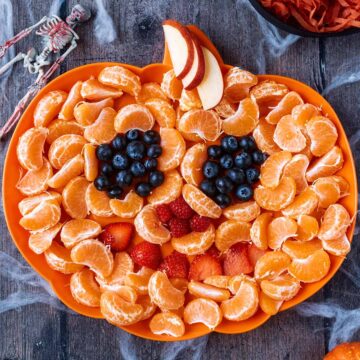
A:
[1,1,359,359]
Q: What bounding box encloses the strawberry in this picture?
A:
[206,244,221,260]
[156,204,173,224]
[188,253,222,281]
[100,222,133,251]
[169,196,194,219]
[223,242,254,276]
[168,217,191,237]
[190,214,211,232]
[130,241,162,270]
[247,243,267,268]
[158,251,189,278]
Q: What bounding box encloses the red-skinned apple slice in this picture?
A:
[162,20,194,80]
[197,47,224,110]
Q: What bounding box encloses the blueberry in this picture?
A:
[215,177,234,194]
[246,167,260,184]
[96,144,112,161]
[135,182,152,197]
[143,130,160,145]
[234,152,252,169]
[207,145,222,159]
[219,154,234,169]
[149,170,164,187]
[144,158,158,171]
[252,150,266,165]
[107,186,123,199]
[100,162,114,176]
[221,136,239,153]
[214,193,232,208]
[200,179,217,197]
[226,168,245,184]
[116,170,133,187]
[126,140,146,160]
[202,161,219,179]
[94,175,110,191]
[239,136,256,151]
[130,161,146,178]
[112,153,130,170]
[126,129,140,142]
[147,144,162,158]
[235,184,254,201]
[111,135,127,151]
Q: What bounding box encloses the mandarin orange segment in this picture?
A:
[81,78,123,100]
[282,238,322,259]
[322,234,351,257]
[161,69,183,100]
[184,298,223,330]
[223,200,261,222]
[312,177,341,208]
[227,274,256,295]
[145,98,176,128]
[297,215,319,241]
[110,285,138,303]
[283,154,309,194]
[179,89,202,112]
[18,191,62,216]
[215,220,251,252]
[114,104,155,133]
[58,81,83,120]
[137,295,157,321]
[268,217,298,250]
[214,97,236,118]
[291,103,320,128]
[204,275,231,289]
[260,273,301,301]
[149,312,185,337]
[136,82,168,103]
[29,222,62,254]
[124,267,155,295]
[221,97,259,136]
[252,118,281,155]
[109,190,144,218]
[259,291,283,315]
[74,98,114,126]
[180,143,207,186]
[282,187,319,218]
[327,175,350,198]
[70,269,101,307]
[250,212,273,250]
[182,184,222,219]
[47,120,84,144]
[62,176,89,219]
[188,281,231,302]
[254,251,291,280]
[248,244,268,268]
[83,143,98,182]
[85,183,113,217]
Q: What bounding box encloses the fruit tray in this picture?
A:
[2,24,358,341]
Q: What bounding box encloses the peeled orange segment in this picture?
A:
[215,220,251,252]
[106,285,138,303]
[98,66,141,96]
[265,91,304,125]
[306,116,338,157]
[70,269,101,307]
[134,205,171,244]
[221,97,259,136]
[109,190,143,218]
[318,204,351,241]
[18,191,62,216]
[29,222,62,254]
[171,224,215,255]
[47,120,84,145]
[114,104,155,133]
[259,291,283,315]
[273,115,307,152]
[223,200,261,222]
[214,97,236,119]
[74,98,114,126]
[169,278,189,293]
[147,169,183,205]
[297,215,319,241]
[250,212,273,250]
[148,271,185,310]
[224,67,258,103]
[157,128,186,171]
[254,176,296,212]
[58,81,83,120]
[17,127,48,171]
[184,298,223,330]
[268,217,298,250]
[80,78,123,100]
[204,275,231,289]
[45,241,84,274]
[182,184,222,219]
[288,249,331,283]
[179,89,202,112]
[60,219,102,248]
[260,151,292,188]
[161,69,183,100]
[100,291,144,326]
[84,107,117,145]
[85,183,113,217]
[83,144,98,182]
[282,238,322,259]
[252,118,281,155]
[62,176,89,219]
[48,134,86,170]
[16,158,53,196]
[19,199,61,232]
[124,267,155,295]
[322,234,351,257]
[312,177,341,208]
[188,281,231,302]
[248,244,267,268]
[283,154,309,194]
[136,82,168,103]
[149,312,185,338]
[254,251,291,281]
[47,154,84,189]
[327,175,349,198]
[260,273,301,301]
[180,143,207,186]
[145,98,176,128]
[221,276,259,321]
[34,90,68,127]
[298,133,313,161]
[291,103,320,128]
[306,146,344,183]
[282,187,319,218]
[71,239,114,278]
[178,109,222,142]
[137,296,157,321]
[227,274,257,295]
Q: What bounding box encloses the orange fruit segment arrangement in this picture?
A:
[13,19,354,339]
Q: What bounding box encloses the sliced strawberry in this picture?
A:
[158,251,189,278]
[248,243,267,268]
[223,242,253,276]
[206,244,221,260]
[130,241,162,270]
[99,222,133,251]
[188,253,222,281]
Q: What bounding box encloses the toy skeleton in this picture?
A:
[0,5,91,139]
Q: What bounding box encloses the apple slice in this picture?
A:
[197,47,224,110]
[182,34,205,90]
[162,20,194,80]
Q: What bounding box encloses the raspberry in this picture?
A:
[169,196,194,219]
[168,217,191,238]
[190,214,211,232]
[130,241,162,269]
[158,251,189,278]
[156,204,173,224]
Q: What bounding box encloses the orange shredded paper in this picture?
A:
[260,0,360,32]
